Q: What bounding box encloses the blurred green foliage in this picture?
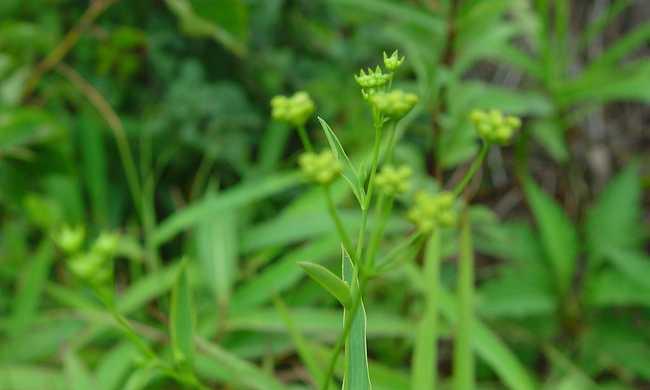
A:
[0,0,648,389]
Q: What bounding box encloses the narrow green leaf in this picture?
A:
[411,230,440,390]
[8,241,53,338]
[170,261,194,366]
[196,207,237,308]
[523,177,579,296]
[342,247,371,390]
[273,297,328,387]
[63,350,94,390]
[454,215,475,390]
[0,365,66,390]
[605,250,650,289]
[298,261,352,308]
[195,338,287,390]
[123,367,163,390]
[317,116,365,206]
[154,172,299,245]
[328,0,445,35]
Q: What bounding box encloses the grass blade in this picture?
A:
[170,261,194,366]
[411,230,440,390]
[154,172,300,246]
[342,247,371,390]
[196,207,237,310]
[454,213,475,390]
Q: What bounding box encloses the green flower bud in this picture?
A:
[299,150,342,185]
[407,191,458,232]
[354,66,391,90]
[469,109,521,145]
[271,91,315,127]
[370,90,418,120]
[92,232,119,257]
[56,226,85,253]
[375,164,412,196]
[68,252,111,285]
[383,50,405,72]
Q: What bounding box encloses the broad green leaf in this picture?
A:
[299,261,352,307]
[342,247,371,390]
[317,117,365,206]
[411,230,440,389]
[196,207,237,308]
[523,177,579,297]
[170,261,195,366]
[585,163,642,260]
[154,172,300,245]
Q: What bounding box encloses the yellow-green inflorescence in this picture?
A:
[370,90,418,120]
[55,228,119,285]
[408,191,458,232]
[271,91,315,127]
[470,109,522,145]
[383,50,405,72]
[298,150,342,185]
[375,164,412,196]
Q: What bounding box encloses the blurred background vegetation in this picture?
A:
[1,0,649,389]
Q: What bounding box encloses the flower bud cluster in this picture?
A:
[370,90,418,120]
[56,227,119,285]
[470,109,521,145]
[298,150,342,185]
[383,50,405,72]
[407,191,458,232]
[376,165,412,196]
[355,66,391,98]
[271,91,315,127]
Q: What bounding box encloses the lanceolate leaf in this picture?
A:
[170,261,194,366]
[585,163,642,261]
[317,117,365,206]
[298,261,352,308]
[342,247,371,390]
[523,177,579,297]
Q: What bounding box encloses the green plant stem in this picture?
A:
[412,229,441,389]
[453,141,490,197]
[383,121,398,164]
[297,124,314,152]
[323,185,354,257]
[364,194,394,270]
[374,232,424,274]
[355,113,384,264]
[454,211,475,390]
